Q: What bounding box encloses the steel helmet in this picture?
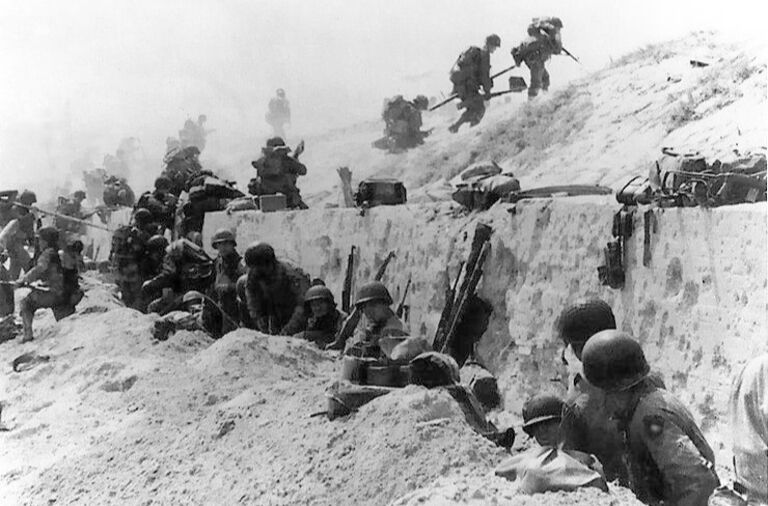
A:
[133,208,152,224]
[266,137,286,148]
[582,330,650,392]
[37,226,59,246]
[19,190,37,206]
[73,190,87,200]
[555,299,616,357]
[211,228,236,248]
[276,88,285,97]
[244,242,276,267]
[486,34,501,48]
[521,394,564,435]
[182,290,204,304]
[354,281,392,306]
[146,235,169,252]
[304,285,335,304]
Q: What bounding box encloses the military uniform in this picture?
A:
[111,225,151,309]
[244,260,310,335]
[616,383,719,506]
[512,18,563,99]
[249,146,307,209]
[449,45,493,132]
[136,191,177,234]
[345,309,408,358]
[20,247,66,341]
[302,308,348,347]
[143,238,214,314]
[210,250,246,336]
[379,96,427,151]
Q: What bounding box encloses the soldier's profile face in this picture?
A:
[215,242,235,256]
[530,420,560,447]
[362,301,388,323]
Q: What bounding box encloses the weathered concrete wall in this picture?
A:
[204,199,767,464]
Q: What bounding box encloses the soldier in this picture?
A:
[266,88,291,138]
[18,227,66,342]
[728,354,768,504]
[102,175,135,208]
[111,208,153,309]
[581,330,719,505]
[511,17,563,99]
[448,34,501,133]
[152,290,219,341]
[58,239,85,319]
[243,242,310,335]
[141,234,214,314]
[136,176,178,234]
[344,281,409,358]
[209,229,245,336]
[558,299,666,485]
[0,190,37,279]
[295,285,347,347]
[376,95,430,152]
[248,137,308,209]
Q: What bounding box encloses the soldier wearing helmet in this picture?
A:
[248,137,308,209]
[135,177,178,234]
[209,228,245,335]
[142,236,214,315]
[242,242,310,335]
[375,94,431,153]
[266,88,291,138]
[295,285,347,347]
[556,299,664,485]
[342,280,408,357]
[581,330,719,505]
[448,34,500,133]
[0,190,37,280]
[511,17,564,99]
[18,226,66,342]
[110,208,156,310]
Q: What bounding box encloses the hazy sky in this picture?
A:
[0,0,764,192]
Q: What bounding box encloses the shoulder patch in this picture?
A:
[643,414,665,439]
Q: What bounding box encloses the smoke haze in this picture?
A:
[0,0,763,198]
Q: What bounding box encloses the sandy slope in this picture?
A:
[295,31,765,206]
[0,277,643,505]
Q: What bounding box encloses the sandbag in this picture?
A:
[495,446,608,494]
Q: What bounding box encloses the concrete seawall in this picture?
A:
[204,198,767,463]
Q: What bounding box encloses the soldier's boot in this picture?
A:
[20,305,34,343]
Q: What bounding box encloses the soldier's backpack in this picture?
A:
[450,46,482,84]
[527,17,563,54]
[354,178,407,208]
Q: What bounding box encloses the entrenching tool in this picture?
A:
[429,64,519,111]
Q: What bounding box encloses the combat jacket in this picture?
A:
[618,384,719,506]
[22,247,64,297]
[302,308,348,346]
[143,239,213,296]
[245,261,310,335]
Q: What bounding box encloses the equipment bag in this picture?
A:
[354,178,407,207]
[495,446,608,494]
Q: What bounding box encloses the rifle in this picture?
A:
[561,46,581,65]
[395,276,411,319]
[14,202,113,232]
[440,241,490,355]
[429,64,518,111]
[433,262,463,350]
[341,245,356,313]
[325,250,396,351]
[0,281,51,292]
[433,223,492,353]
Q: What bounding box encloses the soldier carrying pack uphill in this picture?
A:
[448,34,501,133]
[266,89,291,139]
[511,17,563,99]
[374,95,430,153]
[248,137,308,210]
